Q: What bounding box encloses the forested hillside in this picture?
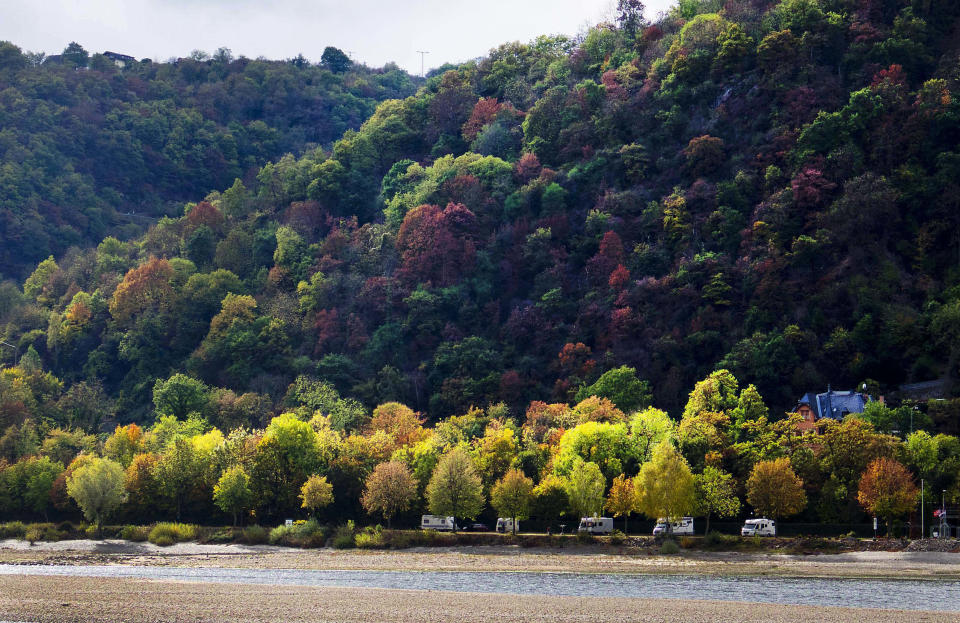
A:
[3,0,960,529]
[5,0,960,419]
[0,42,418,279]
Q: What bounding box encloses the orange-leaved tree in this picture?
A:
[746,457,806,520]
[857,457,918,536]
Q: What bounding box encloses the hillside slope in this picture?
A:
[0,43,417,279]
[3,0,960,426]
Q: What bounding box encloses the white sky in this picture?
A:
[1,0,677,74]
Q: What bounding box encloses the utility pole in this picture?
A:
[416,50,429,78]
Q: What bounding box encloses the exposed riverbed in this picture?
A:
[1,564,958,612]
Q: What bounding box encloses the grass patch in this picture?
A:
[201,527,236,544]
[660,539,681,555]
[148,522,199,546]
[241,524,269,545]
[355,525,386,549]
[330,520,356,549]
[785,536,845,555]
[0,521,26,539]
[119,525,150,542]
[25,523,62,544]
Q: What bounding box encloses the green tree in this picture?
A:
[213,465,252,526]
[361,460,418,528]
[321,46,352,73]
[530,474,569,524]
[683,370,739,418]
[66,457,127,536]
[153,374,209,420]
[426,447,485,528]
[629,407,675,463]
[554,421,635,481]
[490,468,534,534]
[634,441,695,532]
[156,437,202,520]
[694,467,740,534]
[564,460,605,519]
[574,366,652,413]
[61,42,89,67]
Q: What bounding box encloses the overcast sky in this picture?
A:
[2,0,676,74]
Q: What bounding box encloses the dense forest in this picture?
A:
[3,0,960,530]
[0,41,418,279]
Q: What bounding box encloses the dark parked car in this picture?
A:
[466,522,490,532]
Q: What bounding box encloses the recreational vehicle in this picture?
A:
[653,517,694,536]
[741,518,776,536]
[577,516,614,534]
[421,515,456,531]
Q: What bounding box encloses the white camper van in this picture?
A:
[653,517,694,536]
[421,515,456,531]
[741,518,776,537]
[495,517,518,533]
[577,516,614,534]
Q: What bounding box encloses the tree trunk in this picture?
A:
[705,513,711,535]
[232,511,237,528]
[624,515,628,534]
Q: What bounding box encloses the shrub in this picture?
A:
[331,520,355,549]
[241,525,269,545]
[355,525,386,549]
[609,529,626,545]
[576,530,594,544]
[119,525,150,542]
[269,519,326,548]
[703,530,727,548]
[660,539,680,555]
[203,528,236,544]
[25,524,61,544]
[0,522,26,539]
[148,523,199,546]
[679,536,695,549]
[55,521,75,534]
[269,524,295,545]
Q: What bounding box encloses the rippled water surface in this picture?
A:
[1,564,958,612]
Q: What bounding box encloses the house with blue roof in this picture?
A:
[794,387,872,431]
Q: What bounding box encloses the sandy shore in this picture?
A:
[0,574,955,623]
[3,539,960,579]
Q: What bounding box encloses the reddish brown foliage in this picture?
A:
[186,201,224,233]
[791,168,837,209]
[609,264,631,291]
[462,98,502,141]
[396,203,477,286]
[108,257,174,323]
[515,153,542,182]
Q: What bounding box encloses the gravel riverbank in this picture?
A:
[1,575,956,623]
[2,539,960,579]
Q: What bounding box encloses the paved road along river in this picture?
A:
[1,564,958,612]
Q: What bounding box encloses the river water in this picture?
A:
[0,564,957,612]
